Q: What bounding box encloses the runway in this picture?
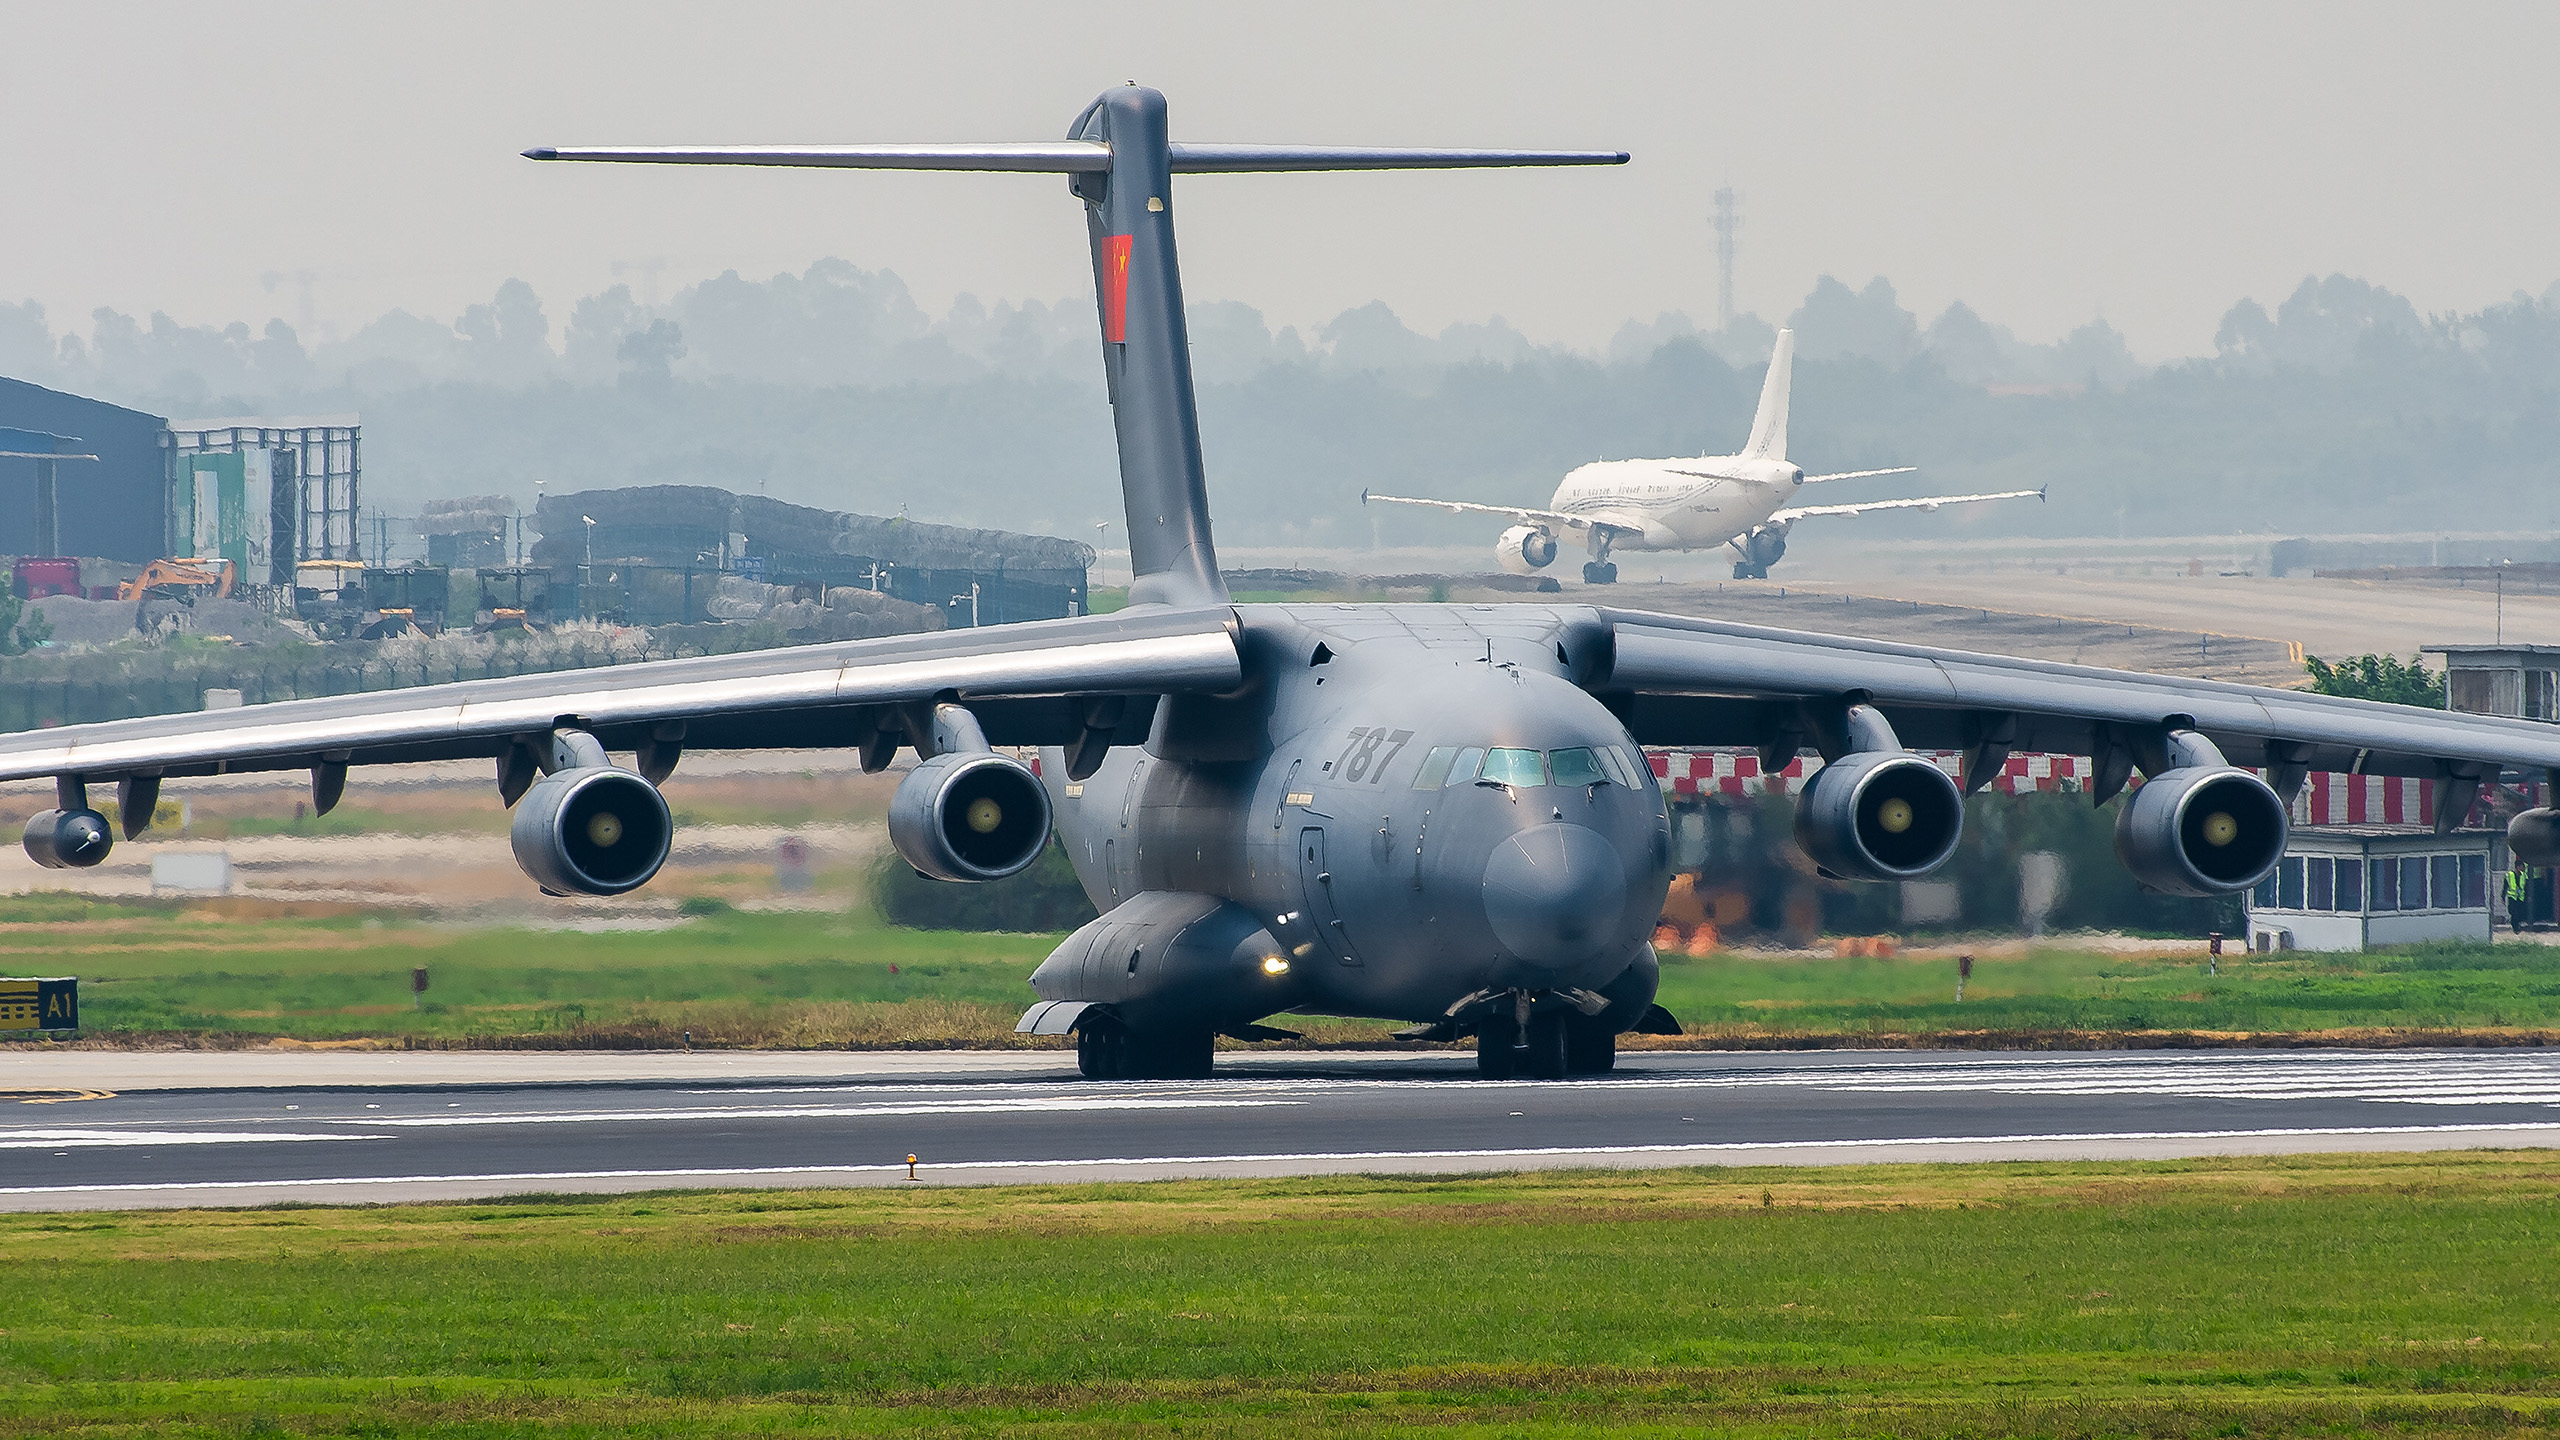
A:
[7,1048,2560,1210]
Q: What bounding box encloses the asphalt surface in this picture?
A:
[7,1048,2560,1210]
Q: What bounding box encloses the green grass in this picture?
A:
[1652,941,2560,1041]
[16,907,1059,1046]
[10,898,2560,1048]
[3,1153,2557,1435]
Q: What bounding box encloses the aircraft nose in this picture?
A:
[1481,823,1629,966]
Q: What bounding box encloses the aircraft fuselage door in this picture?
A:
[1299,826,1360,965]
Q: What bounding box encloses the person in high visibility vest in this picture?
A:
[2509,865,2532,935]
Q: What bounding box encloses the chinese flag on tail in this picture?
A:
[1102,234,1133,343]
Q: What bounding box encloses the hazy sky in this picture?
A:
[7,1,2558,361]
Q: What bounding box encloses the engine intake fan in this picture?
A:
[1794,749,1964,881]
[1496,524,1558,575]
[2112,736,2288,897]
[890,750,1053,882]
[511,764,673,896]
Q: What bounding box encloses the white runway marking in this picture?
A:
[341,1095,1306,1128]
[6,1121,2560,1199]
[0,1129,377,1149]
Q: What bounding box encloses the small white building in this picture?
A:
[2246,825,2494,952]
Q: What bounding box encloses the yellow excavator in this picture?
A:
[117,558,235,603]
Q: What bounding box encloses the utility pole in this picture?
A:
[1711,187,1741,331]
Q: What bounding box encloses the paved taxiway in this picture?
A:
[6,1048,2558,1210]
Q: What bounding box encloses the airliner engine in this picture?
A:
[1793,750,1965,881]
[2111,733,2288,896]
[509,731,673,896]
[889,750,1053,881]
[1496,524,1559,575]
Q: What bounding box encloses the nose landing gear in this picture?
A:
[1465,989,1610,1079]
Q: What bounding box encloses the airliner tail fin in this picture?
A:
[1742,328,1793,461]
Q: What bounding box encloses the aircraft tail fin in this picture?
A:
[1742,328,1794,461]
[531,88,1623,608]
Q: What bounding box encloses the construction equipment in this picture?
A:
[118,558,234,604]
[12,558,80,600]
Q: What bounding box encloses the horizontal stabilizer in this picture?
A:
[525,143,1626,174]
[525,143,1114,171]
[1800,467,1919,484]
[1169,144,1626,172]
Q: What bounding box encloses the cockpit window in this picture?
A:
[1623,746,1660,789]
[1412,746,1460,789]
[1547,747,1609,787]
[1592,746,1635,788]
[1443,747,1486,787]
[1480,747,1548,787]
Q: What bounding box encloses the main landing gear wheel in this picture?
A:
[1732,561,1769,580]
[1079,1024,1214,1080]
[1475,1015,1519,1080]
[1076,1024,1124,1079]
[1522,1011,1569,1081]
[1581,561,1618,585]
[1564,1018,1616,1075]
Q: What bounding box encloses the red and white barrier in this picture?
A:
[1644,748,2446,828]
[1645,749,2088,798]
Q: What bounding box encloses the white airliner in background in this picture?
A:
[1364,329,2042,583]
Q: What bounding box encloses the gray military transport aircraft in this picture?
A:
[6,85,2558,1081]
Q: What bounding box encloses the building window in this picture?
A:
[2529,670,2559,722]
[2400,855,2430,911]
[2461,853,2488,909]
[2307,856,2334,911]
[2336,856,2363,912]
[2431,855,2460,912]
[2451,670,2524,717]
[2279,856,2305,909]
[2254,871,2278,910]
[2370,857,2398,910]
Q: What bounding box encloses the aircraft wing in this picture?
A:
[1769,487,2043,522]
[0,607,1243,786]
[1602,607,2560,798]
[1360,489,1593,531]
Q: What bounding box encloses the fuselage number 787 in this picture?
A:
[1331,727,1414,784]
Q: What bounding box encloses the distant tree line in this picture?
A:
[7,264,2560,548]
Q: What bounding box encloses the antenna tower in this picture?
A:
[1710,186,1740,330]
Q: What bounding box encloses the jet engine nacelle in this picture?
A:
[2506,807,2560,868]
[2112,765,2289,896]
[889,750,1053,881]
[22,808,112,869]
[1743,526,1789,569]
[510,766,673,896]
[1496,524,1559,575]
[1793,750,1964,882]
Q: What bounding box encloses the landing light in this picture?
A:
[966,798,1003,834]
[1261,956,1290,976]
[2201,811,2239,847]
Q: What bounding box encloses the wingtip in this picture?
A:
[523,146,558,161]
